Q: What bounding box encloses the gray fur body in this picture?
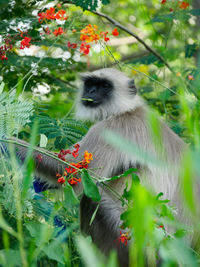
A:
[1,68,189,267]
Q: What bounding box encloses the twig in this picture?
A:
[46,75,77,89]
[91,10,173,72]
[0,138,127,203]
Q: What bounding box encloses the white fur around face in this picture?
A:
[75,68,144,121]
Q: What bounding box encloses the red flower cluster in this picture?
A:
[68,41,77,49]
[79,24,119,55]
[72,143,80,158]
[112,28,119,36]
[116,231,130,246]
[68,177,81,185]
[161,0,189,9]
[56,144,93,186]
[36,154,43,163]
[53,27,64,36]
[56,143,80,161]
[179,1,189,9]
[20,37,31,49]
[38,7,68,23]
[57,174,66,184]
[0,45,12,60]
[80,42,91,55]
[100,31,110,42]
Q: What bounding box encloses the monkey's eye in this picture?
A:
[104,82,110,88]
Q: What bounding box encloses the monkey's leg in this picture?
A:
[80,191,129,267]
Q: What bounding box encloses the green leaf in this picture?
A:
[0,82,5,94]
[0,250,22,266]
[43,245,65,264]
[174,229,187,238]
[127,53,160,65]
[108,167,137,181]
[3,54,70,70]
[39,134,48,148]
[81,169,101,202]
[89,204,99,226]
[73,0,97,10]
[76,236,103,267]
[185,44,199,58]
[102,0,110,4]
[64,183,79,205]
[26,221,43,238]
[158,90,171,101]
[149,9,200,24]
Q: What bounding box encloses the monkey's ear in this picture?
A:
[128,79,137,95]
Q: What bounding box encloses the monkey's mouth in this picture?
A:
[81,98,101,107]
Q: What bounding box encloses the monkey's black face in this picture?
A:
[82,77,113,108]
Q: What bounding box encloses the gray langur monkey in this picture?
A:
[1,68,196,267]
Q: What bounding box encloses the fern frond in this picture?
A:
[0,89,34,138]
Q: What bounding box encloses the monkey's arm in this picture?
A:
[0,138,68,188]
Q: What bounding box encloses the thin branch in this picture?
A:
[89,50,149,71]
[46,75,77,90]
[0,138,125,203]
[62,0,170,70]
[91,10,173,72]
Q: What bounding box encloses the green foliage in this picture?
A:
[0,83,34,138]
[81,169,101,202]
[150,9,200,23]
[1,0,200,266]
[64,183,79,205]
[72,0,110,10]
[34,112,88,148]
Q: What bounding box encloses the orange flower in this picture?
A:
[45,7,56,20]
[84,150,93,164]
[55,9,68,20]
[68,177,81,185]
[116,231,129,246]
[179,1,189,9]
[81,24,98,35]
[161,0,167,4]
[53,27,64,36]
[65,162,80,174]
[80,24,99,43]
[112,28,119,36]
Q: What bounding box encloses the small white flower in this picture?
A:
[73,53,81,62]
[62,51,71,61]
